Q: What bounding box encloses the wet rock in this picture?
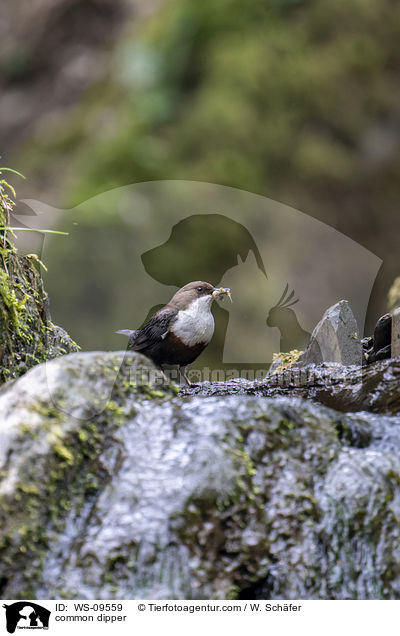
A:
[46,324,80,359]
[364,313,392,364]
[373,313,392,352]
[368,344,391,363]
[295,300,362,367]
[183,359,400,415]
[391,308,400,358]
[1,351,400,600]
[361,336,373,363]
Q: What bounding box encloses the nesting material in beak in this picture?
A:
[212,287,232,302]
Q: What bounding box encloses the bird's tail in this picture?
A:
[116,329,138,349]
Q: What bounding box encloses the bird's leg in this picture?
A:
[156,365,170,385]
[179,365,194,386]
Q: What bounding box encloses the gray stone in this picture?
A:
[295,300,362,366]
[392,307,400,358]
[183,358,400,415]
[1,351,400,599]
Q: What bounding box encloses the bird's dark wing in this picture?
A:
[130,307,178,351]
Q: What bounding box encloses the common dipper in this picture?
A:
[116,281,232,385]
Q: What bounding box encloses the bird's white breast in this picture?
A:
[171,296,215,346]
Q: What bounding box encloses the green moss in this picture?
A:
[105,399,124,419]
[226,585,240,600]
[0,388,131,598]
[54,443,75,464]
[116,363,178,401]
[0,170,79,385]
[0,268,29,337]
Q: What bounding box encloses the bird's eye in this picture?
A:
[197,286,203,292]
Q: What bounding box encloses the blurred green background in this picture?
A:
[1,0,400,366]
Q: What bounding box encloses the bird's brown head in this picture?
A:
[168,281,231,310]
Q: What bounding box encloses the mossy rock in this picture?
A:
[1,351,400,599]
[0,173,79,384]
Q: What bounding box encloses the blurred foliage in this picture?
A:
[388,277,400,312]
[20,0,400,212]
[3,0,400,352]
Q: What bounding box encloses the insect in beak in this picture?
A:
[212,287,232,302]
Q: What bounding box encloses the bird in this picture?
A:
[116,281,232,385]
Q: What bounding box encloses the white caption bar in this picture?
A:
[1,599,398,636]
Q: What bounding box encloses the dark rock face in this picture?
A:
[296,300,362,367]
[1,351,400,599]
[363,313,392,363]
[373,313,392,352]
